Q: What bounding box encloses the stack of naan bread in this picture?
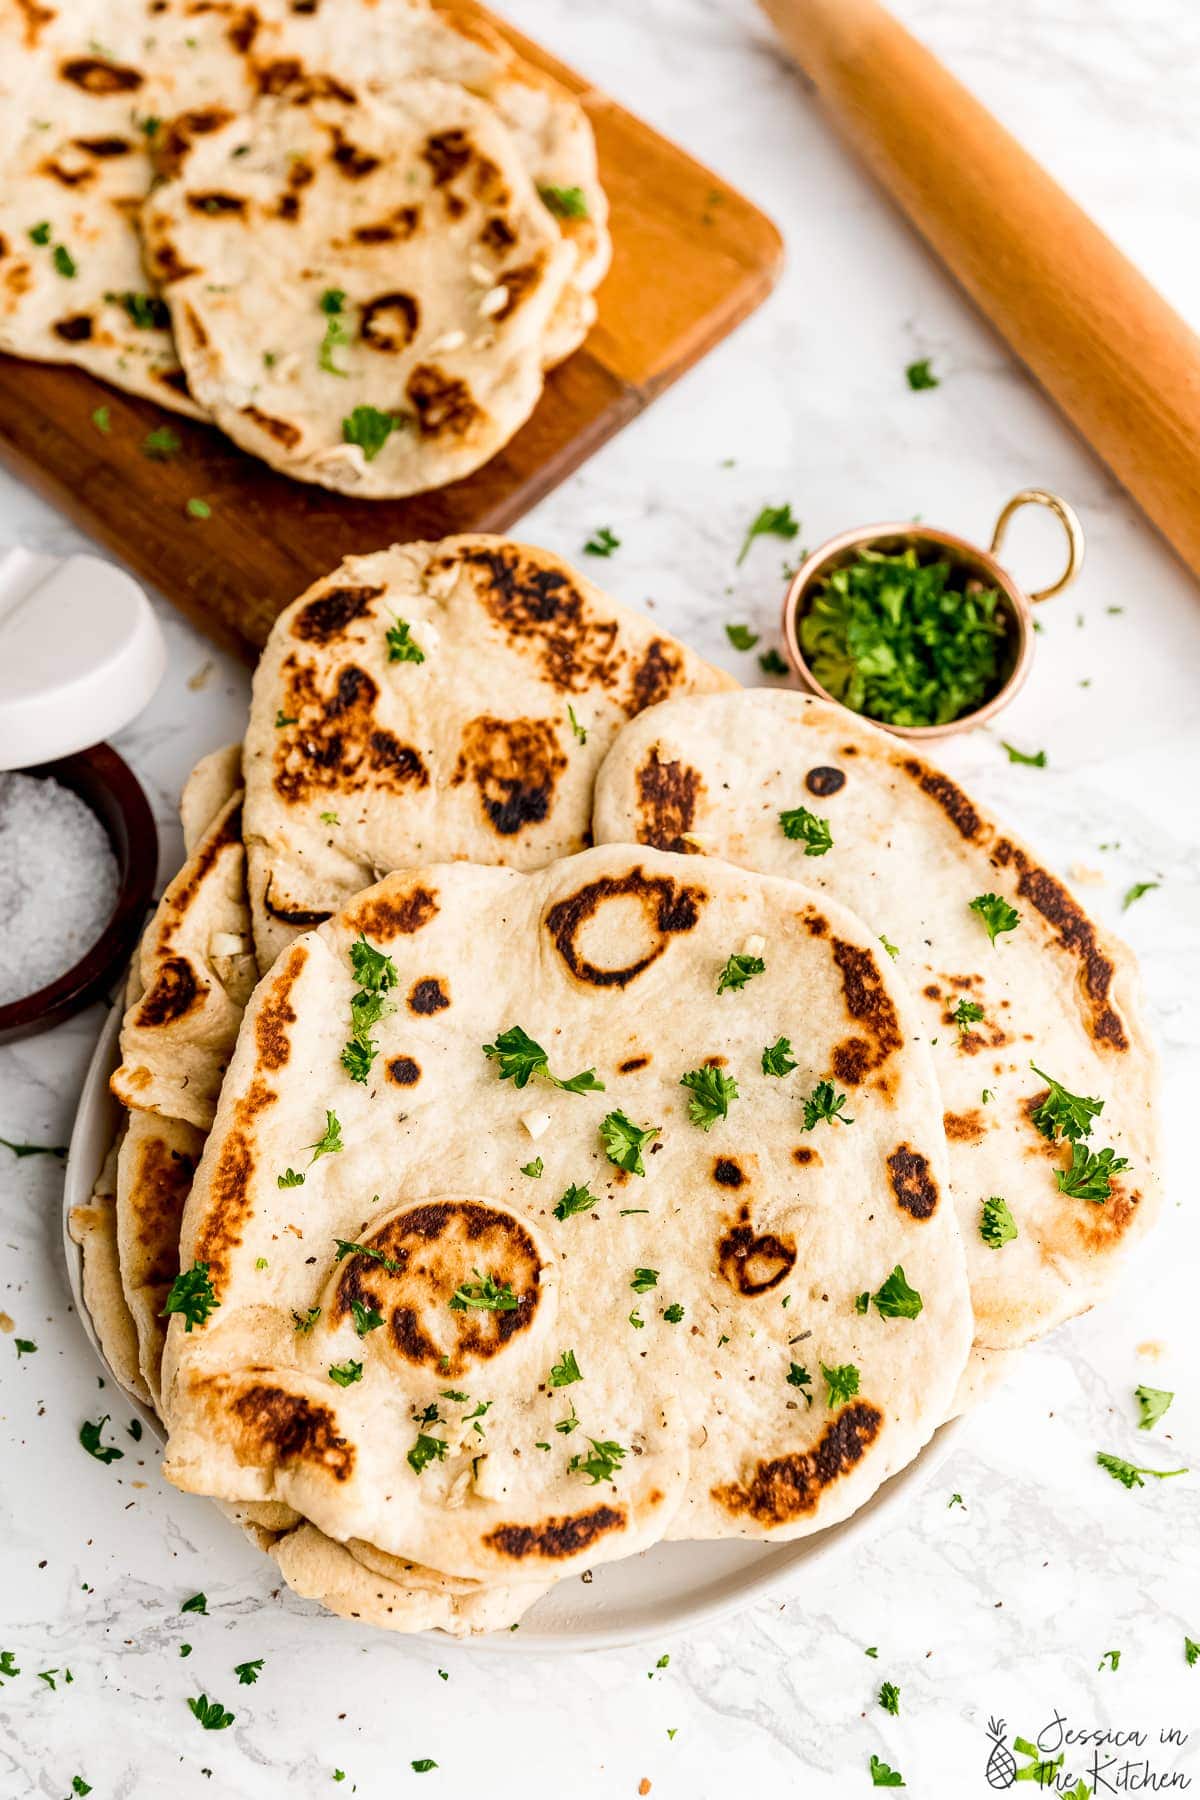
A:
[74,534,1160,1637]
[0,0,608,495]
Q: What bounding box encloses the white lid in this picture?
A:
[0,547,166,770]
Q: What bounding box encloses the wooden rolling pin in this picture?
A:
[759,0,1200,581]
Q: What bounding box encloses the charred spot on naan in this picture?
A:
[899,756,983,840]
[406,363,485,441]
[619,1054,650,1073]
[273,661,429,804]
[227,5,262,55]
[712,1157,745,1188]
[545,867,705,989]
[455,546,624,693]
[360,292,419,352]
[329,124,380,180]
[274,156,315,221]
[255,942,307,1071]
[628,639,686,716]
[240,404,302,449]
[990,838,1129,1050]
[492,261,544,323]
[254,60,355,106]
[349,205,420,246]
[53,314,94,342]
[713,1402,884,1524]
[14,0,54,47]
[331,1201,541,1379]
[828,939,903,1085]
[348,886,439,941]
[716,1209,796,1295]
[228,1380,354,1480]
[635,748,704,853]
[37,156,97,189]
[805,765,846,797]
[886,1145,939,1219]
[484,1506,626,1562]
[792,1146,820,1167]
[59,56,143,94]
[155,108,236,181]
[186,190,249,217]
[155,802,243,952]
[262,881,331,929]
[292,583,383,645]
[129,1132,197,1289]
[1060,1175,1141,1253]
[408,977,449,1015]
[386,1057,421,1087]
[944,1110,987,1144]
[451,716,568,837]
[479,214,517,254]
[135,954,206,1027]
[73,135,133,158]
[193,1077,277,1286]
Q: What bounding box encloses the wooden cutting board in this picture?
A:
[0,4,782,660]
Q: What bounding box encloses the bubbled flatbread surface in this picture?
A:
[142,78,575,496]
[592,691,1162,1351]
[161,845,971,1579]
[242,536,737,970]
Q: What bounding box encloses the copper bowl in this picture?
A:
[0,743,158,1045]
[780,488,1085,740]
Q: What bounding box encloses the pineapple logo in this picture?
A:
[985,1717,1017,1789]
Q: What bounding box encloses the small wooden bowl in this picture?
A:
[0,744,157,1044]
[780,488,1084,740]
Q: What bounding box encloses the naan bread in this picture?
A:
[180,744,243,854]
[141,80,574,496]
[110,787,257,1129]
[242,536,736,970]
[161,845,971,1579]
[68,1131,153,1408]
[592,691,1161,1351]
[117,1108,207,1408]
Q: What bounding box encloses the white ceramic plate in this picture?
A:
[64,1007,966,1652]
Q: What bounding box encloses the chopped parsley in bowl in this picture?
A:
[796,543,1014,730]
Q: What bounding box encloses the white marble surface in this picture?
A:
[3,2,1200,1794]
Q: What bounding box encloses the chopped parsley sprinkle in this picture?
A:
[53,243,77,278]
[185,497,211,519]
[161,1261,219,1331]
[1098,1649,1120,1673]
[759,647,789,675]
[407,1432,448,1475]
[969,892,1020,944]
[953,998,985,1038]
[871,1265,923,1320]
[870,1753,905,1787]
[15,1339,36,1356]
[631,1267,659,1293]
[854,1291,870,1314]
[567,703,587,744]
[905,358,938,390]
[72,1782,91,1797]
[449,1270,518,1312]
[1185,1638,1199,1667]
[521,1158,544,1179]
[28,221,51,245]
[411,1760,438,1775]
[583,526,619,557]
[187,1694,234,1731]
[0,1136,64,1158]
[483,1024,603,1095]
[142,425,181,461]
[1135,1385,1173,1431]
[320,810,339,825]
[553,1182,597,1221]
[549,1349,583,1387]
[1057,1142,1128,1201]
[277,1168,304,1188]
[1029,1065,1103,1143]
[738,502,799,566]
[1096,1451,1187,1490]
[293,1306,321,1335]
[385,617,425,664]
[879,934,899,959]
[716,952,765,995]
[275,710,297,727]
[1123,880,1160,911]
[779,806,832,855]
[801,1081,853,1130]
[822,1362,860,1407]
[878,1681,900,1715]
[980,1195,1018,1248]
[308,1111,344,1162]
[761,1036,797,1077]
[864,1647,878,1658]
[78,1416,124,1464]
[180,1593,207,1615]
[91,406,111,434]
[662,1303,685,1323]
[725,623,759,651]
[787,1363,812,1400]
[334,1237,402,1273]
[1002,741,1046,767]
[600,1109,659,1176]
[317,287,350,375]
[629,1308,644,1329]
[948,1492,964,1509]
[556,1402,579,1433]
[569,1437,627,1485]
[801,546,1007,728]
[341,988,388,1084]
[679,1064,738,1130]
[351,1299,384,1337]
[328,1360,363,1387]
[539,184,589,219]
[234,1660,263,1685]
[342,404,401,461]
[106,289,168,330]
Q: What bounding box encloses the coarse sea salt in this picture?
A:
[0,773,118,1005]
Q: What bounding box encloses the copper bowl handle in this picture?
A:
[989,488,1085,603]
